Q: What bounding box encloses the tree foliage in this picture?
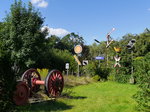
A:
[0,0,47,74]
[133,53,150,112]
[0,1,47,111]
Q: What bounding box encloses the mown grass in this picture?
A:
[19,74,138,112]
[60,81,138,112]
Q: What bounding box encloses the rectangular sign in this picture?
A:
[95,56,104,60]
[82,60,88,65]
[65,63,69,69]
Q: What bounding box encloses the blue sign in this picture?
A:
[95,56,104,60]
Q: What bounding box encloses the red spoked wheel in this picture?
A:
[13,81,29,106]
[21,68,41,94]
[45,70,64,97]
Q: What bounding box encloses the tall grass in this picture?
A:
[37,68,48,80]
[63,75,94,87]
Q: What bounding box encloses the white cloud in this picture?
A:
[31,0,48,8]
[41,26,70,37]
[31,0,42,4]
[37,1,48,8]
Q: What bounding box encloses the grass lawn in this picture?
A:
[20,81,138,112]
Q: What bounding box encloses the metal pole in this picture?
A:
[99,60,100,67]
[77,54,80,77]
[98,52,100,67]
[130,50,134,84]
[78,64,80,77]
[131,50,133,75]
[67,69,69,76]
[107,48,108,66]
[107,54,108,66]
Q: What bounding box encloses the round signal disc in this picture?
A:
[74,45,82,54]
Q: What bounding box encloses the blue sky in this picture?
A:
[1,0,150,45]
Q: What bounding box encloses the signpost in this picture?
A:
[114,47,121,73]
[95,28,115,66]
[106,28,115,65]
[74,45,83,77]
[65,63,69,75]
[95,56,104,67]
[127,39,136,84]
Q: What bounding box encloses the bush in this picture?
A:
[115,73,130,83]
[92,75,101,81]
[107,74,115,81]
[83,61,110,80]
[133,53,150,112]
[83,61,96,76]
[48,49,77,72]
[0,56,17,112]
[109,67,130,83]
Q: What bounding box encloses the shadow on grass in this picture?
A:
[61,92,87,100]
[62,87,87,100]
[65,85,74,88]
[19,100,73,112]
[63,95,87,99]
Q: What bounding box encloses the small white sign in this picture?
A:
[65,63,69,69]
[83,60,88,66]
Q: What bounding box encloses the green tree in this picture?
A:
[46,35,60,48]
[48,48,76,72]
[0,24,16,111]
[1,0,47,74]
[59,32,84,53]
[0,1,47,111]
[133,53,150,112]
